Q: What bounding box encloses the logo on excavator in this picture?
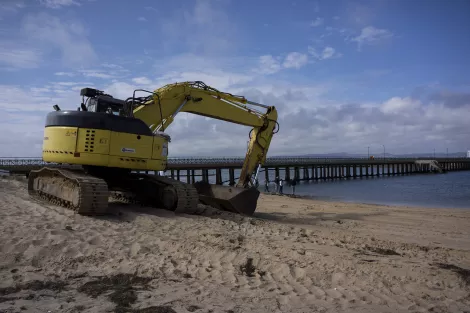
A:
[121,147,135,153]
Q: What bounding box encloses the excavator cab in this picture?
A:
[79,88,132,117]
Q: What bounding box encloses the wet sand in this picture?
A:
[1,176,469,313]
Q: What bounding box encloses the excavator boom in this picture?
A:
[128,81,278,215]
[130,81,279,189]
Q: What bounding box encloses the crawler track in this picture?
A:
[109,174,201,214]
[152,175,200,214]
[28,168,200,215]
[28,168,109,215]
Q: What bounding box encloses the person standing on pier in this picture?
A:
[274,176,279,193]
[279,178,284,194]
[264,179,270,192]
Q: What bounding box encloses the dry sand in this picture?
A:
[0,175,470,313]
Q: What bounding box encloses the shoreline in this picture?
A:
[3,171,470,211]
[2,171,469,211]
[261,190,470,211]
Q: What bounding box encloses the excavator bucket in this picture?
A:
[193,181,260,216]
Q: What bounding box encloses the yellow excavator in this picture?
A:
[28,81,278,216]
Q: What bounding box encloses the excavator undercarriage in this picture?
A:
[28,166,257,216]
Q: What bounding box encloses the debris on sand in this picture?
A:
[78,273,154,311]
[187,305,202,312]
[239,257,265,278]
[132,306,177,313]
[364,245,401,256]
[240,258,256,277]
[434,263,470,286]
[117,305,177,313]
[0,279,67,296]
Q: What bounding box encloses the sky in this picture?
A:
[0,0,469,158]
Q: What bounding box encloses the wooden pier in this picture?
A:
[164,158,470,185]
[1,157,469,185]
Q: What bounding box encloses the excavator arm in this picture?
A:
[129,81,279,188]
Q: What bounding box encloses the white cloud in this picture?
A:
[21,12,97,67]
[137,17,147,22]
[0,0,25,21]
[321,47,337,59]
[352,26,393,50]
[0,1,26,18]
[282,52,308,69]
[0,1,25,10]
[103,81,140,100]
[158,0,238,55]
[159,71,254,90]
[311,17,324,27]
[101,63,123,69]
[55,72,75,77]
[79,71,114,79]
[380,97,420,114]
[38,0,81,8]
[0,46,42,69]
[258,55,281,75]
[1,75,470,157]
[132,77,152,85]
[0,85,72,112]
[154,53,255,75]
[145,6,158,13]
[308,46,342,60]
[0,12,96,70]
[55,81,92,86]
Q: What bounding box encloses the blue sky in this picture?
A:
[0,0,469,157]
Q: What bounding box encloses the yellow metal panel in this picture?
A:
[132,82,265,131]
[92,129,110,154]
[42,127,78,164]
[42,151,165,170]
[151,135,169,160]
[41,126,167,171]
[43,151,110,166]
[76,128,111,154]
[107,155,164,171]
[43,126,78,153]
[109,132,153,158]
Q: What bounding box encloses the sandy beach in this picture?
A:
[0,175,469,313]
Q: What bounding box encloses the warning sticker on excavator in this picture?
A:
[121,147,135,153]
